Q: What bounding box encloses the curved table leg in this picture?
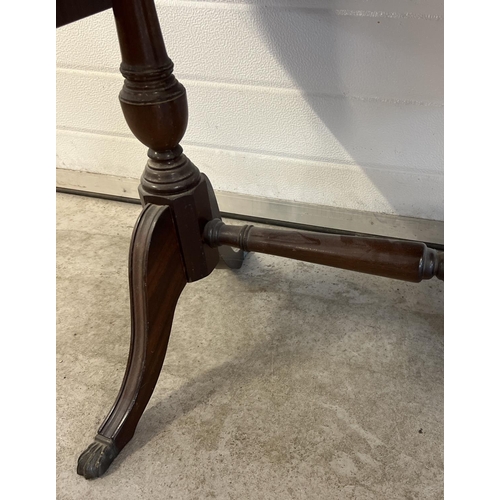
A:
[77,204,187,479]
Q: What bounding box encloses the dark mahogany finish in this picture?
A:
[76,0,222,478]
[77,205,187,478]
[204,220,444,282]
[57,0,443,479]
[112,0,221,282]
[56,0,112,28]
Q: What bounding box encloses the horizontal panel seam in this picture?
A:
[153,1,443,20]
[56,127,443,177]
[56,67,443,108]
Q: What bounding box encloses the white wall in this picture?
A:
[56,0,443,221]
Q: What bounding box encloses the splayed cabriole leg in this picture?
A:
[77,0,221,478]
[77,205,187,479]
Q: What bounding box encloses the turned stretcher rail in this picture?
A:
[204,220,444,282]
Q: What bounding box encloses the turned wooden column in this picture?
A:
[77,0,225,479]
[113,0,222,281]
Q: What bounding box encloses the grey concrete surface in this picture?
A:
[56,193,444,499]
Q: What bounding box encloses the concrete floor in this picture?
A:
[56,193,444,499]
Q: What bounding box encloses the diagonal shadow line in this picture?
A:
[248,2,444,219]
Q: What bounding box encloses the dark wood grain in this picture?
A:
[112,0,193,166]
[204,220,444,282]
[77,204,187,479]
[110,0,220,282]
[75,0,222,479]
